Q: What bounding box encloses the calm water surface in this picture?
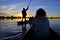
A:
[0,19,60,39]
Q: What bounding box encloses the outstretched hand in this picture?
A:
[27,6,29,9]
[26,6,29,10]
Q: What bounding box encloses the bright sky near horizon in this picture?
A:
[0,0,60,17]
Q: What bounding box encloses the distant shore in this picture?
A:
[0,16,60,20]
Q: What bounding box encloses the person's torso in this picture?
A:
[22,10,26,15]
[31,16,50,37]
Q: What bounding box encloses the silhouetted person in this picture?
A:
[22,6,29,34]
[22,6,29,20]
[30,8,50,40]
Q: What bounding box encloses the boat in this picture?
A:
[22,28,60,40]
[17,17,34,25]
[17,20,30,25]
[17,19,60,40]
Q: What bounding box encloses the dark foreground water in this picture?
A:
[0,19,60,40]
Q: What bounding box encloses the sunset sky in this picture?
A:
[0,0,60,17]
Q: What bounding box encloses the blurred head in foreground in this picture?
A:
[35,8,46,18]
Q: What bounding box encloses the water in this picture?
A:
[49,19,60,33]
[0,19,60,39]
[0,19,30,40]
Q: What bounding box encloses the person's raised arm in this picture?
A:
[26,6,29,11]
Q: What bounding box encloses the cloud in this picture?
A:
[0,3,23,14]
[3,0,6,1]
[0,0,8,2]
[1,0,8,2]
[0,4,19,11]
[0,4,22,16]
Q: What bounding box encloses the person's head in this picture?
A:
[23,8,25,10]
[35,8,46,18]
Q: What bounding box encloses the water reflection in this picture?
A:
[0,18,30,39]
[0,18,60,39]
